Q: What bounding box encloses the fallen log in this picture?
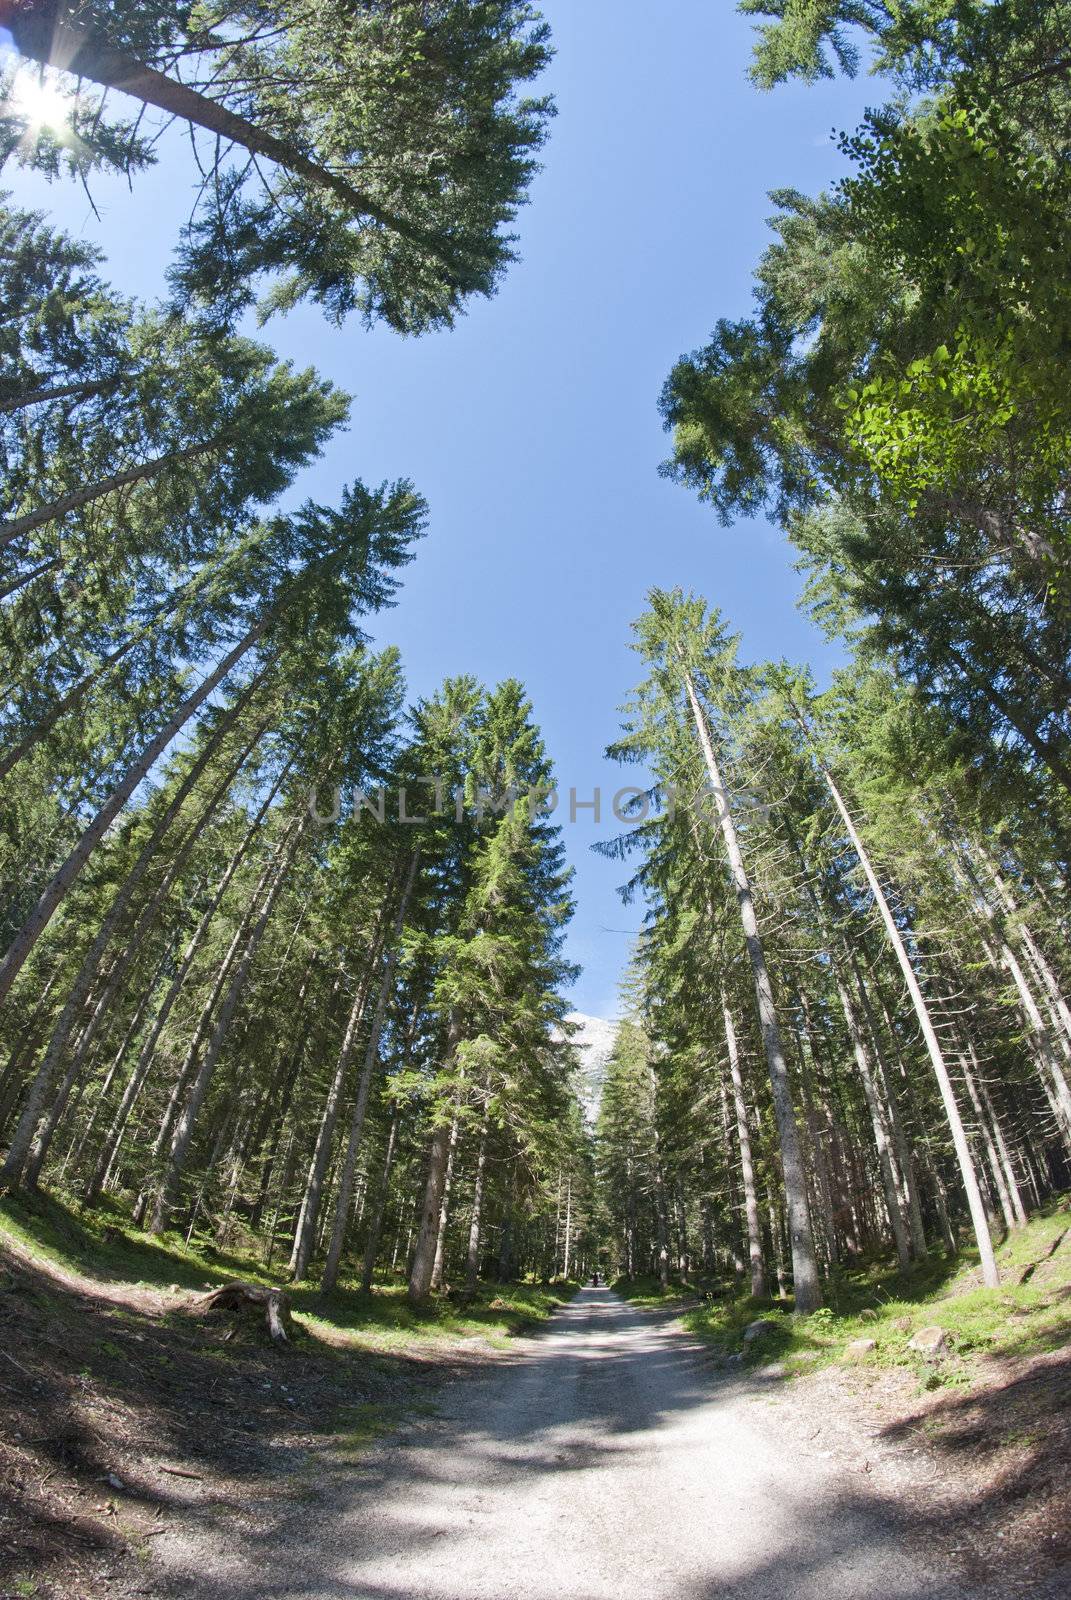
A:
[195,1282,293,1344]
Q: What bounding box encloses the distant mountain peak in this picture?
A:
[562,1012,618,1121]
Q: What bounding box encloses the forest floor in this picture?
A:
[0,1192,576,1600]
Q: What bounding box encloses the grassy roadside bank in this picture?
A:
[0,1190,579,1353]
[615,1200,1070,1388]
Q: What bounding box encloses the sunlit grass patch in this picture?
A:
[611,1274,693,1306]
[678,1199,1070,1389]
[295,1277,580,1353]
[0,1190,579,1356]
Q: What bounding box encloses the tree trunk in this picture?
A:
[250,1031,308,1235]
[0,1038,41,1142]
[700,1193,715,1273]
[563,1175,573,1280]
[675,1183,689,1277]
[62,950,167,1182]
[848,950,929,1261]
[767,1188,787,1298]
[623,1153,635,1279]
[358,1010,425,1291]
[0,435,231,552]
[0,375,116,414]
[552,1170,563,1276]
[653,1154,671,1290]
[980,927,1071,1149]
[0,686,262,1187]
[359,1104,401,1293]
[951,838,1071,1144]
[0,554,59,602]
[429,1114,459,1292]
[390,1195,410,1271]
[961,1043,1026,1230]
[791,1011,837,1272]
[945,645,1071,795]
[18,709,266,1188]
[720,991,766,1297]
[988,871,1071,1054]
[85,765,284,1207]
[819,765,999,1287]
[683,667,821,1311]
[49,931,180,1186]
[1,526,278,784]
[0,635,141,784]
[6,5,446,262]
[783,809,924,1268]
[288,933,385,1283]
[242,965,315,1234]
[181,1111,232,1248]
[496,1195,514,1283]
[148,817,301,1232]
[408,1022,462,1305]
[134,797,291,1222]
[0,618,267,1006]
[265,1126,300,1270]
[975,1070,1028,1228]
[464,1113,490,1298]
[320,852,420,1294]
[408,1124,454,1305]
[833,968,912,1269]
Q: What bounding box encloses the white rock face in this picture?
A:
[562,1012,617,1121]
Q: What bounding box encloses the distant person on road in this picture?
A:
[591,1271,600,1287]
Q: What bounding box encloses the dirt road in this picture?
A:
[157,1287,1017,1599]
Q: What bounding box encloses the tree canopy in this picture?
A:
[2,1,555,329]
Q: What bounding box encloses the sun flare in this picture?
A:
[8,70,70,131]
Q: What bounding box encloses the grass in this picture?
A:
[615,1200,1071,1391]
[611,1273,694,1307]
[0,1189,579,1356]
[332,1399,407,1461]
[295,1277,578,1353]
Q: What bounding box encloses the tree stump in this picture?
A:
[196,1282,294,1343]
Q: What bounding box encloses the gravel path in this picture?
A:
[159,1287,982,1600]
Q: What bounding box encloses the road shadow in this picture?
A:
[143,1288,1070,1600]
[0,1235,433,1600]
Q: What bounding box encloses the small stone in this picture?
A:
[907,1325,950,1357]
[727,1352,745,1366]
[743,1318,777,1343]
[105,1473,124,1490]
[858,1309,878,1323]
[845,1338,877,1358]
[759,1362,788,1379]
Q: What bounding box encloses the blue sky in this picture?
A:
[10,1,880,1020]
